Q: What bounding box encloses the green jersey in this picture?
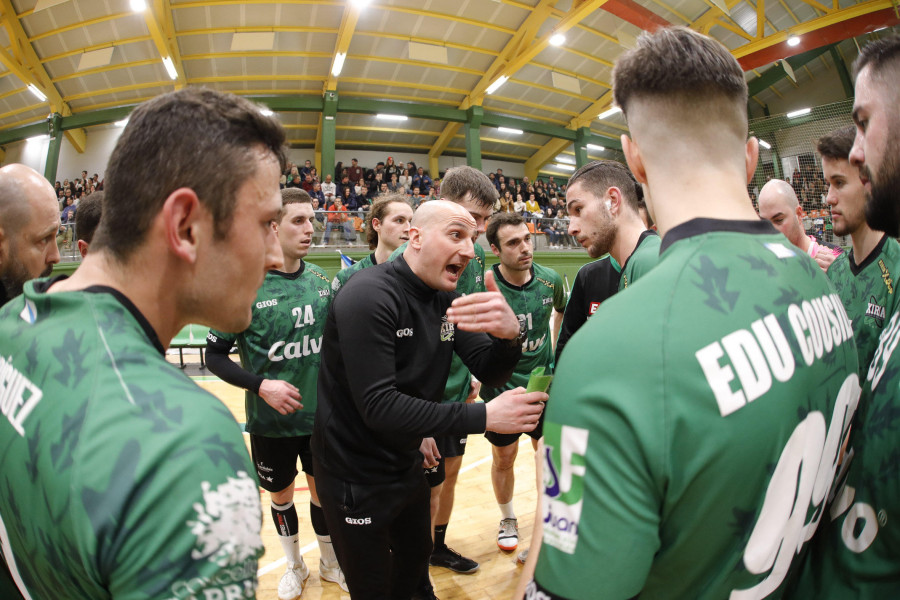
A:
[532,220,859,600]
[332,252,376,294]
[790,309,900,598]
[390,242,486,404]
[209,263,331,438]
[620,230,661,290]
[0,280,262,600]
[481,263,566,401]
[826,234,900,377]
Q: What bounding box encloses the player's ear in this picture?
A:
[161,188,203,264]
[77,239,89,259]
[745,137,760,184]
[408,225,423,249]
[622,135,647,184]
[490,244,500,258]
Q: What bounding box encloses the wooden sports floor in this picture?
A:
[188,367,539,599]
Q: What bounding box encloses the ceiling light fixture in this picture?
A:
[758,139,772,149]
[486,75,508,95]
[331,52,346,77]
[162,57,178,80]
[597,106,621,120]
[557,164,576,171]
[114,118,129,127]
[27,84,47,102]
[498,126,523,135]
[556,155,575,164]
[130,0,146,11]
[586,144,605,151]
[377,114,408,121]
[549,34,566,46]
[260,108,274,116]
[787,108,811,118]
[787,35,801,47]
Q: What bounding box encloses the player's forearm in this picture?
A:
[205,347,264,394]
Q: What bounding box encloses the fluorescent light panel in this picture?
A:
[597,106,621,120]
[332,52,346,77]
[497,127,523,135]
[586,144,605,151]
[114,118,129,127]
[130,0,146,11]
[377,114,407,121]
[486,75,508,95]
[556,155,575,164]
[787,35,801,47]
[557,164,576,171]
[549,34,566,46]
[787,108,811,118]
[162,57,178,80]
[260,108,274,116]
[27,85,47,102]
[758,139,771,149]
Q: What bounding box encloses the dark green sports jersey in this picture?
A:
[0,280,262,600]
[619,230,661,290]
[390,242,486,404]
[826,234,900,377]
[209,262,331,437]
[533,219,859,600]
[481,262,566,401]
[332,252,376,294]
[790,309,900,598]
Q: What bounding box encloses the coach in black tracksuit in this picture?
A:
[312,200,546,600]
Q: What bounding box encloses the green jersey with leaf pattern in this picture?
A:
[481,263,566,401]
[208,262,331,438]
[332,252,376,294]
[620,230,661,290]
[790,307,900,598]
[826,234,900,377]
[532,219,860,600]
[0,280,262,600]
[390,242,486,404]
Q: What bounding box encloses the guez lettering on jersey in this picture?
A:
[0,354,43,437]
[696,293,853,418]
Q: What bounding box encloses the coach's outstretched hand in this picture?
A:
[485,387,547,434]
[446,269,521,340]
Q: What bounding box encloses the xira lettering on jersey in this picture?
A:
[267,336,323,361]
[866,296,886,327]
[696,294,853,418]
[0,355,43,437]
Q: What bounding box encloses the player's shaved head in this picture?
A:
[759,179,799,211]
[758,179,806,248]
[0,164,61,303]
[411,199,476,234]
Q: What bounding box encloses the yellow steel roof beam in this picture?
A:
[0,0,85,152]
[142,0,185,89]
[323,2,364,93]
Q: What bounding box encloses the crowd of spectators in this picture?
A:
[54,170,104,252]
[281,157,575,248]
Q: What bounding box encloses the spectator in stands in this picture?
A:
[498,190,514,214]
[322,174,337,205]
[399,168,412,191]
[312,198,326,234]
[413,167,432,191]
[323,197,356,245]
[341,185,359,215]
[385,156,400,180]
[525,193,541,222]
[301,160,313,179]
[338,174,352,198]
[0,164,60,306]
[758,179,841,272]
[310,182,325,205]
[379,182,390,198]
[309,166,318,182]
[300,174,313,193]
[513,193,526,215]
[348,158,363,184]
[59,194,77,250]
[74,190,102,258]
[427,187,439,202]
[388,173,403,193]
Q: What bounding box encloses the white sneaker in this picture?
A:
[278,560,310,600]
[497,517,518,551]
[320,559,350,592]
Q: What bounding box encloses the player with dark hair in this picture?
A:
[819,124,900,375]
[483,212,566,560]
[523,27,859,599]
[565,159,658,290]
[206,188,347,598]
[74,190,103,258]
[331,193,413,294]
[0,87,287,599]
[313,200,546,600]
[791,34,900,599]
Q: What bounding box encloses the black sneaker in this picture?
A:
[411,581,439,600]
[429,545,480,573]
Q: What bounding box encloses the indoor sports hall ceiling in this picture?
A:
[0,0,896,175]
